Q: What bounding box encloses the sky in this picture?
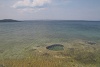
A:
[0,0,100,20]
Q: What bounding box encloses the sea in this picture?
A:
[0,21,100,66]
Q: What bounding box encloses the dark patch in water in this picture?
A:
[42,53,50,56]
[87,41,96,45]
[46,44,64,51]
[36,46,40,47]
[0,50,4,53]
[0,64,5,67]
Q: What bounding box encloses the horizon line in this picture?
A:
[0,19,100,22]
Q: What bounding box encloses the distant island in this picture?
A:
[0,19,100,22]
[0,19,21,22]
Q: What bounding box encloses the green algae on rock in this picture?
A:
[46,44,64,51]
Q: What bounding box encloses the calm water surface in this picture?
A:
[0,21,100,58]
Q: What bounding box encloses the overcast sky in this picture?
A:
[0,0,100,20]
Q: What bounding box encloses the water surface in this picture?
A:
[0,21,100,67]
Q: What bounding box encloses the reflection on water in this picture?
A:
[0,21,100,67]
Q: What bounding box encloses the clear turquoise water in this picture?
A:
[0,21,100,58]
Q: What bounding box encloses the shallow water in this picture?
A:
[0,21,100,55]
[0,21,100,67]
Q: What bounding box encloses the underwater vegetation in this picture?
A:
[0,40,100,67]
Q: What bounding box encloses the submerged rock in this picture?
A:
[0,50,4,53]
[0,64,5,67]
[87,41,96,45]
[46,44,64,51]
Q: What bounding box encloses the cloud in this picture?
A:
[12,0,70,12]
[12,0,51,11]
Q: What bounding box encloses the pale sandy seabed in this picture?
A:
[0,39,100,67]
